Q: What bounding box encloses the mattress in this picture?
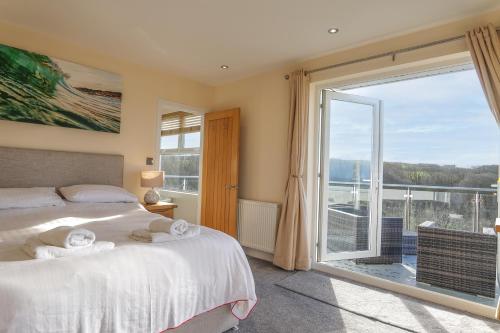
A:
[0,202,256,333]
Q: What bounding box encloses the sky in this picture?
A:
[334,69,499,168]
[161,132,200,150]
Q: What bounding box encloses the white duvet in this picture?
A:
[0,202,256,333]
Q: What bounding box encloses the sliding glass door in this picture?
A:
[318,90,383,261]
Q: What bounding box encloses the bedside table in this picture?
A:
[142,201,178,218]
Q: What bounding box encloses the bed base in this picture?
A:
[168,304,239,333]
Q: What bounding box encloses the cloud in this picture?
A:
[339,69,498,167]
[394,125,448,134]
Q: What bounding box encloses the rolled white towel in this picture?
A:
[149,218,189,236]
[130,225,201,243]
[22,237,114,259]
[38,226,96,248]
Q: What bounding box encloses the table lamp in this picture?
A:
[141,170,164,204]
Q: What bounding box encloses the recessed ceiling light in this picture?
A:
[220,65,229,69]
[328,28,339,34]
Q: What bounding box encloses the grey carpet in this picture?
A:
[236,258,405,333]
[236,257,500,333]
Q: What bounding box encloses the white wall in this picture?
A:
[160,191,199,224]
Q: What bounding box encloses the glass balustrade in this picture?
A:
[329,181,498,233]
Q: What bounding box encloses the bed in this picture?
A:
[0,147,256,333]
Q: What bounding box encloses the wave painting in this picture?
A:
[0,43,122,133]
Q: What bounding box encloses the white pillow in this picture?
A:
[0,187,65,209]
[59,185,138,203]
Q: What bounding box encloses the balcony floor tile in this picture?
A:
[325,255,499,307]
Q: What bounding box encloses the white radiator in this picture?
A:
[238,199,281,254]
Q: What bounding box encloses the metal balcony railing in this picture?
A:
[163,175,199,192]
[328,181,498,232]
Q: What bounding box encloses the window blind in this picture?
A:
[161,111,201,136]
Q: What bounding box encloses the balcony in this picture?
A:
[162,175,199,193]
[325,181,499,306]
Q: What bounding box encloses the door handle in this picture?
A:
[225,184,239,190]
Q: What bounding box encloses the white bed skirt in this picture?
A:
[169,304,238,333]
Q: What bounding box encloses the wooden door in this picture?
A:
[201,108,240,237]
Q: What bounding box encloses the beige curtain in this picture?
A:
[465,24,500,125]
[273,69,311,271]
[465,23,500,320]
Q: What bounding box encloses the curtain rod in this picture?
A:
[284,26,500,79]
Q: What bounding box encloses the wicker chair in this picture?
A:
[355,217,403,264]
[416,221,497,298]
[326,206,403,264]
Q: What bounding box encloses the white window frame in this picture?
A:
[155,100,208,221]
[318,90,383,261]
[159,134,201,194]
[308,52,477,264]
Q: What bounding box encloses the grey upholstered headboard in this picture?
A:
[0,147,124,188]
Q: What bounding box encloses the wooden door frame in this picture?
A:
[200,108,240,236]
[155,99,208,224]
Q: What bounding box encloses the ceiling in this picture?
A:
[0,0,498,86]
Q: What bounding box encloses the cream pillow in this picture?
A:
[59,185,138,203]
[0,187,65,209]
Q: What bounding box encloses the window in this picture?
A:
[316,63,500,305]
[159,111,201,193]
[342,67,499,232]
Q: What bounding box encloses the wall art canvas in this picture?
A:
[0,43,122,133]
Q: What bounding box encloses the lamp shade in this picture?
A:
[141,171,164,188]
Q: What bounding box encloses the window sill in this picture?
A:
[159,189,199,197]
